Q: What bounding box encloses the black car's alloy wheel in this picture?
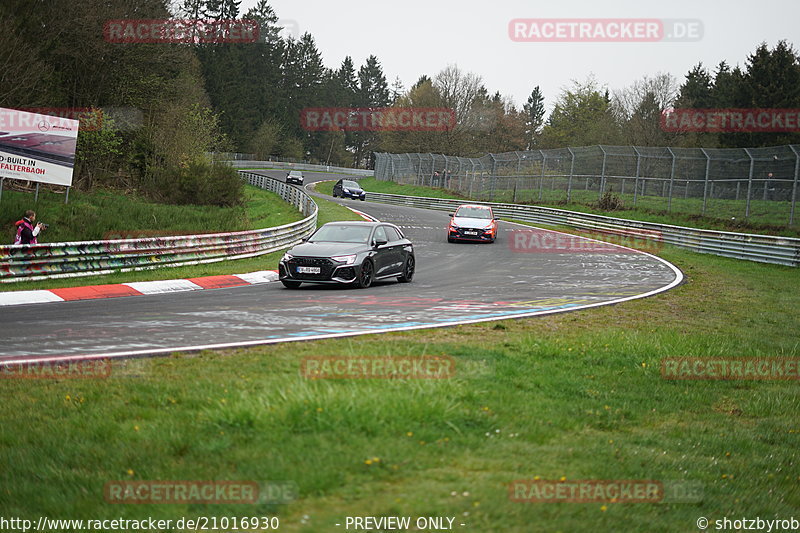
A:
[398,255,414,283]
[355,260,373,289]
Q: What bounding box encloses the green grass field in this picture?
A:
[1,238,798,531]
[0,186,361,292]
[0,185,304,243]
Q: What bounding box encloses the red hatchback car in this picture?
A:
[447,204,498,243]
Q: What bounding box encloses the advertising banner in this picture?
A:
[0,107,80,187]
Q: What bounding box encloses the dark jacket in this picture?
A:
[14,218,37,245]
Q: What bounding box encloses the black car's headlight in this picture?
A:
[281,252,293,262]
[331,254,357,265]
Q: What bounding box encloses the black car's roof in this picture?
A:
[322,221,383,227]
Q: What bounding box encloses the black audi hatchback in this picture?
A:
[278,221,415,289]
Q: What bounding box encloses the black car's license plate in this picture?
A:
[297,266,321,274]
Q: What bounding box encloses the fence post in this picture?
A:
[489,154,497,201]
[538,150,545,201]
[701,148,711,215]
[598,145,607,200]
[516,151,522,173]
[567,147,575,202]
[744,148,754,219]
[789,145,799,225]
[0,178,3,204]
[667,147,676,211]
[633,147,641,206]
[470,160,476,197]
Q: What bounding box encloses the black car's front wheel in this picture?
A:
[398,255,415,283]
[354,260,374,289]
[281,280,302,289]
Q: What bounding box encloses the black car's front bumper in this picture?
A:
[279,257,360,284]
[286,178,304,185]
[341,190,366,200]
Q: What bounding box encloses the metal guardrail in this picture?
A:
[228,160,374,177]
[0,173,317,282]
[363,191,800,267]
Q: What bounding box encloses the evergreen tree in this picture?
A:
[522,86,545,149]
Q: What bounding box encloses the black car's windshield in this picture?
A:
[342,180,360,188]
[310,225,372,243]
[455,207,492,219]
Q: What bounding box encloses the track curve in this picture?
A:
[0,170,682,364]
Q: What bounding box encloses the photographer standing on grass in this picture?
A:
[14,210,46,245]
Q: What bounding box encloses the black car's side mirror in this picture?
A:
[448,213,454,217]
[374,238,388,247]
[301,237,308,242]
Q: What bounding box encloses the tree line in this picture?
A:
[1,0,798,206]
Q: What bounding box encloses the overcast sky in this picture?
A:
[241,0,800,111]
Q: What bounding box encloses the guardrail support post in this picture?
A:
[667,147,676,211]
[701,148,711,215]
[744,148,754,219]
[567,147,575,202]
[790,145,799,225]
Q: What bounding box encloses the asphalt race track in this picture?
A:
[0,170,682,364]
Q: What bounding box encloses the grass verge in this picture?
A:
[1,243,798,531]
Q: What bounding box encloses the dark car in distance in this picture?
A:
[278,221,414,289]
[332,179,366,200]
[286,170,304,185]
